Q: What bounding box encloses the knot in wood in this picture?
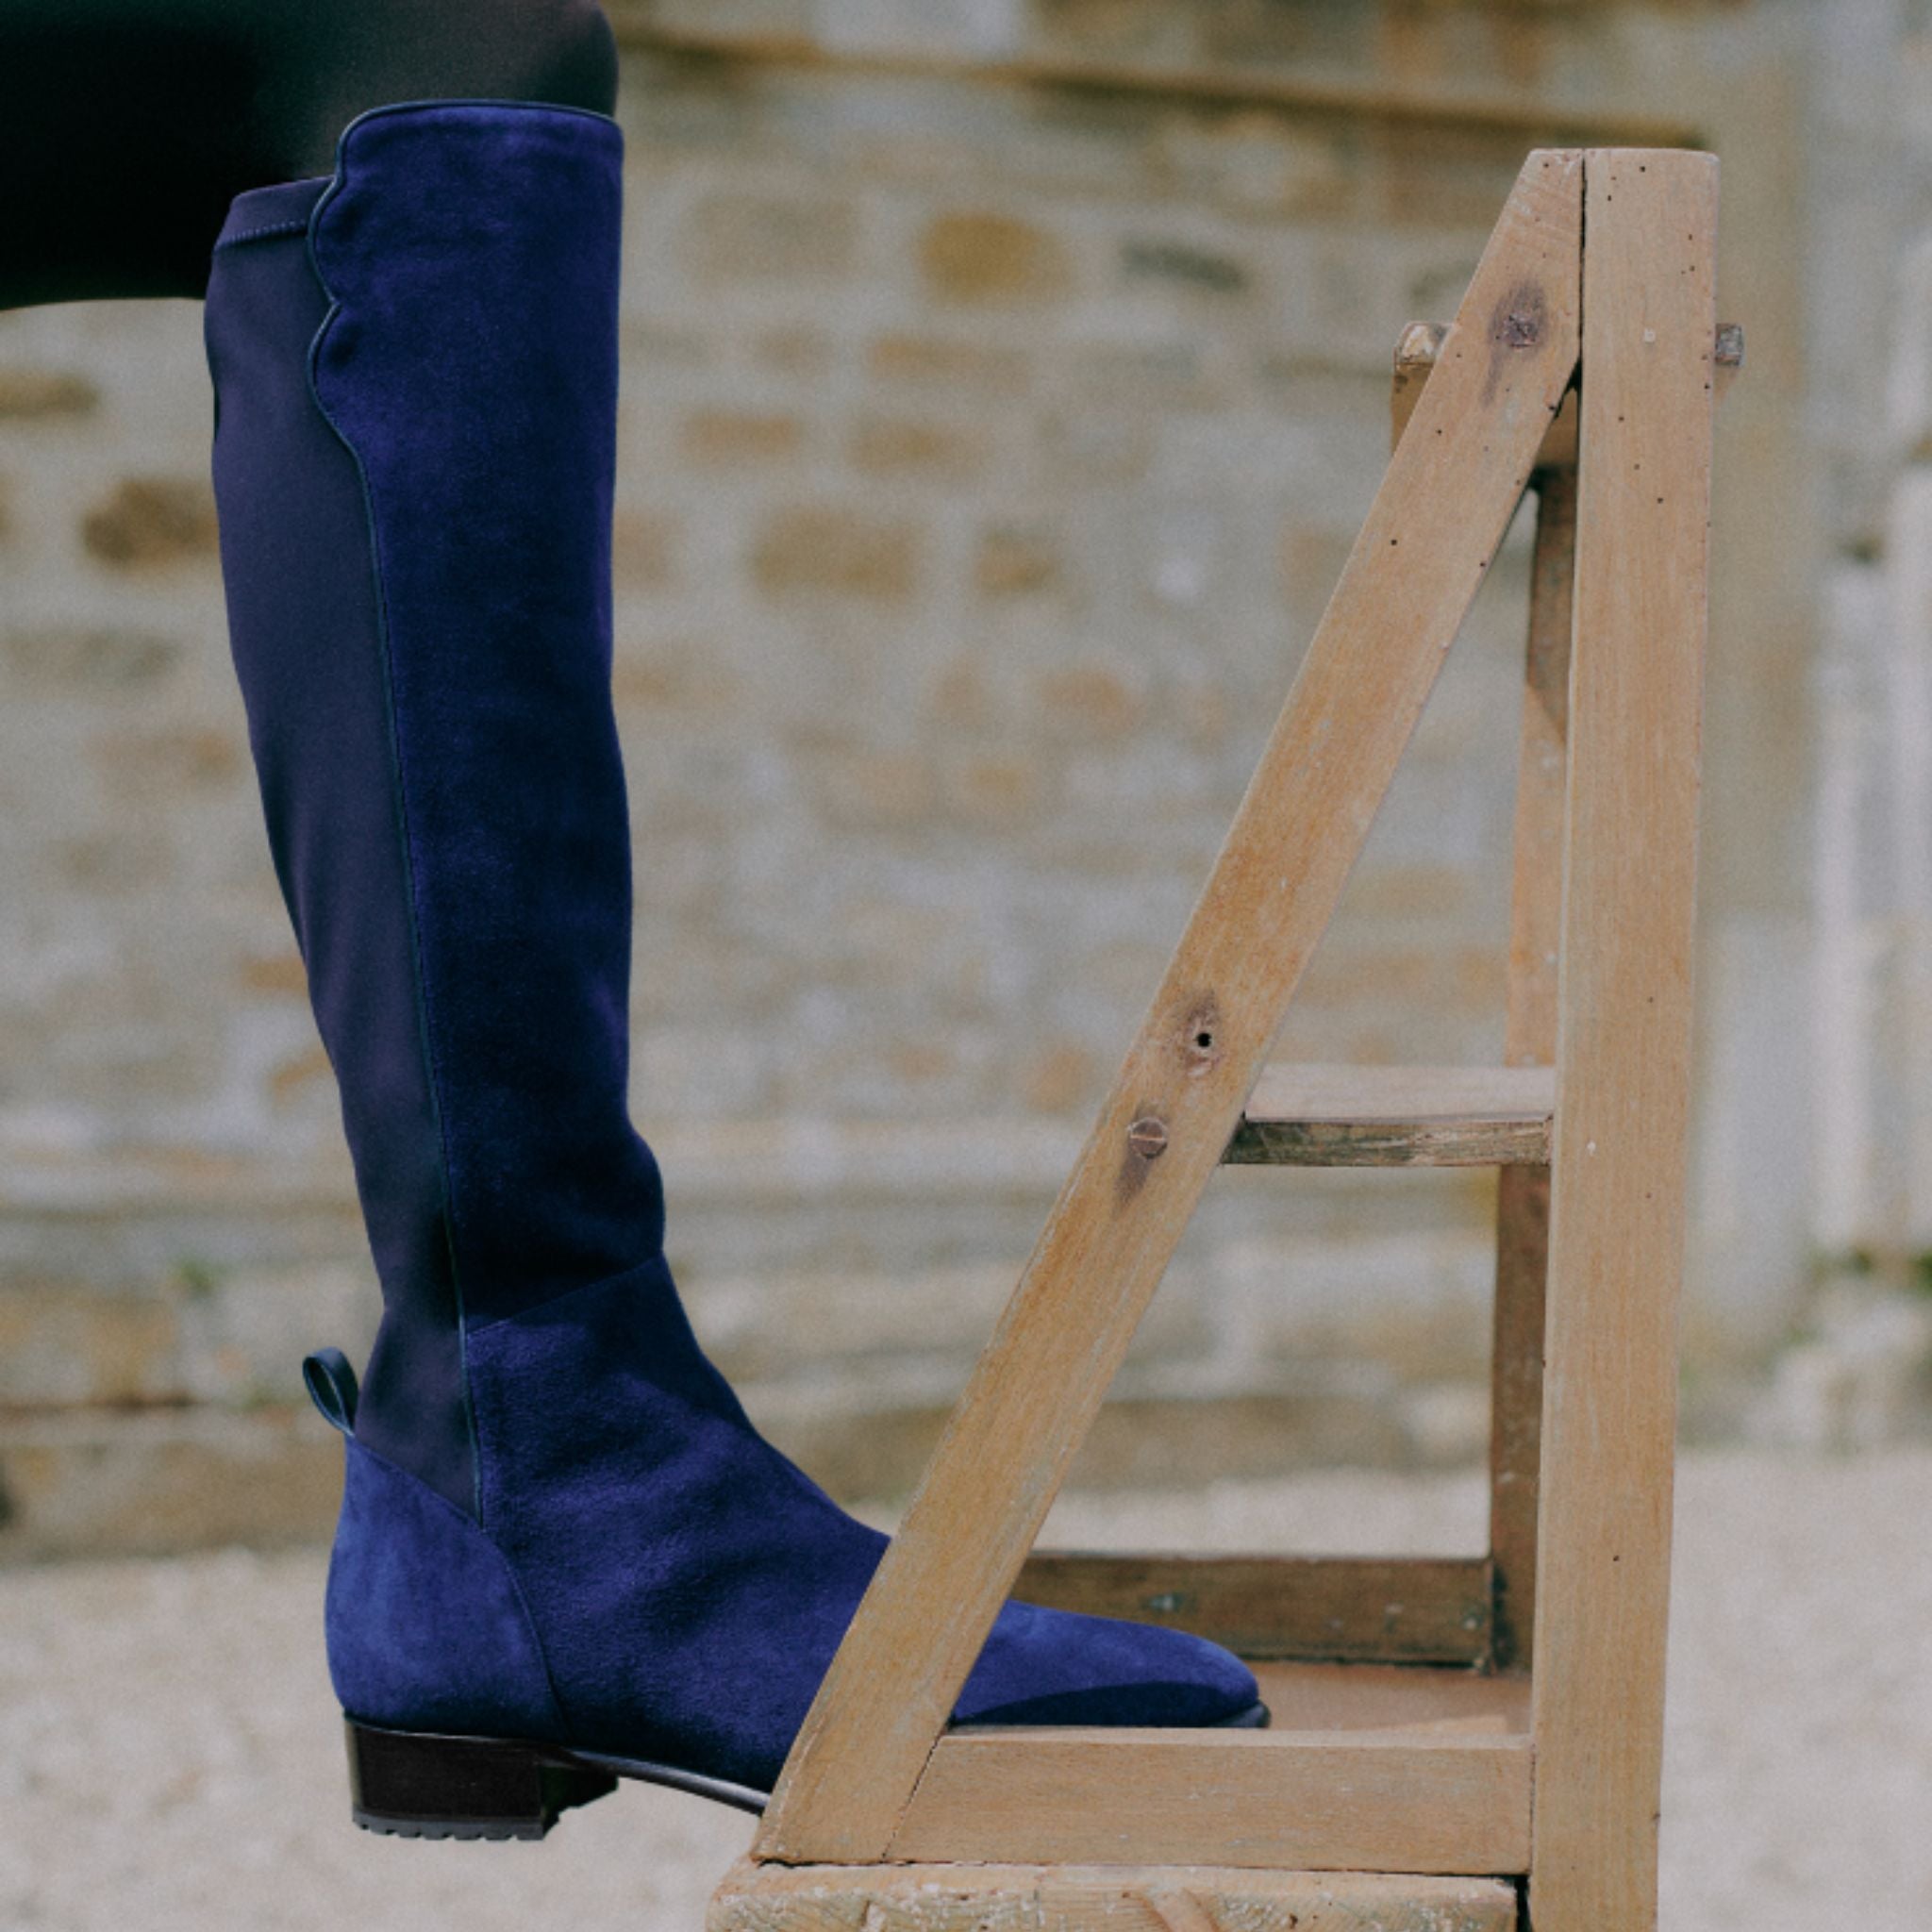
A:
[1126,1116,1169,1159]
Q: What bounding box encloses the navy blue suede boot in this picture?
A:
[205,100,1262,1840]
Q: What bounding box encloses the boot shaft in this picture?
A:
[206,105,664,1510]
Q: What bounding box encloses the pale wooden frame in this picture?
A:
[734,147,1717,1932]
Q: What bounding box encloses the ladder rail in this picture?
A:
[755,148,1586,1866]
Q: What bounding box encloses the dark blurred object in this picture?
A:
[0,0,616,308]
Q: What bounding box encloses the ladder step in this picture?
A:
[1225,1063,1555,1167]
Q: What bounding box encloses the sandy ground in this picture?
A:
[3,1448,1929,1931]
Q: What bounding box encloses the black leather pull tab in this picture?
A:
[303,1347,359,1437]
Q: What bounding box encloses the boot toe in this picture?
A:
[955,1599,1260,1730]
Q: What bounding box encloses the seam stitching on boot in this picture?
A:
[463,1249,673,1337]
[346,1433,572,1739]
[213,218,312,252]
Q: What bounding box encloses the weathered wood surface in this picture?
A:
[1502,474,1575,1063]
[1488,1162,1549,1671]
[1226,1062,1555,1166]
[1244,1658,1529,1736]
[884,1728,1532,1873]
[1528,148,1717,1932]
[708,1858,1518,1932]
[755,149,1584,1866]
[1488,462,1575,1671]
[1396,314,1736,465]
[1014,1552,1493,1662]
[1394,319,1577,469]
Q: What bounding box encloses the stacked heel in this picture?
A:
[345,1721,617,1840]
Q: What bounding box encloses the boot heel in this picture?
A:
[345,1721,616,1840]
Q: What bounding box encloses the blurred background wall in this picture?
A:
[0,0,1922,1557]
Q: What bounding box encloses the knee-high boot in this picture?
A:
[204,99,1261,1840]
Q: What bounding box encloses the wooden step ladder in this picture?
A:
[712,147,1731,1932]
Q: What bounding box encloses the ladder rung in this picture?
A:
[1226,1063,1556,1167]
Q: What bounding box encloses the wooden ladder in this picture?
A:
[712,147,1731,1932]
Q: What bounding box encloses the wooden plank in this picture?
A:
[1396,317,1735,464]
[1248,1659,1530,1736]
[1489,463,1576,1671]
[1388,322,1443,449]
[1243,1063,1557,1120]
[1529,148,1717,1932]
[755,149,1582,1867]
[1503,474,1575,1057]
[1226,1062,1555,1166]
[1488,1163,1548,1671]
[1395,320,1576,469]
[708,1857,1520,1932]
[884,1729,1532,1874]
[1015,1552,1493,1662]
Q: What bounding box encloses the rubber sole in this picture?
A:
[346,1699,1271,1840]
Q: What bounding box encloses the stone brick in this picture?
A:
[812,748,936,828]
[158,1257,372,1408]
[4,625,178,690]
[1119,236,1251,293]
[975,524,1061,597]
[680,408,806,466]
[754,325,837,377]
[866,333,1031,392]
[681,191,858,284]
[928,657,994,730]
[611,639,740,712]
[612,507,678,589]
[886,1039,953,1085]
[752,506,919,600]
[848,414,987,477]
[0,1286,179,1407]
[79,476,219,569]
[52,830,175,893]
[92,725,242,797]
[0,367,99,418]
[941,753,1041,826]
[1037,408,1152,482]
[1173,681,1231,751]
[1298,943,1504,1017]
[45,1030,213,1106]
[238,952,308,998]
[1153,112,1360,222]
[1374,123,1527,231]
[1019,1040,1096,1114]
[0,1407,342,1559]
[1025,0,1168,54]
[620,317,711,366]
[1036,661,1143,740]
[753,1389,1417,1504]
[919,211,1073,303]
[1068,339,1223,410]
[267,1042,333,1107]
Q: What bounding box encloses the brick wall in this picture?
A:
[0,0,1845,1553]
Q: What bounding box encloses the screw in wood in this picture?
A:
[1126,1116,1169,1159]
